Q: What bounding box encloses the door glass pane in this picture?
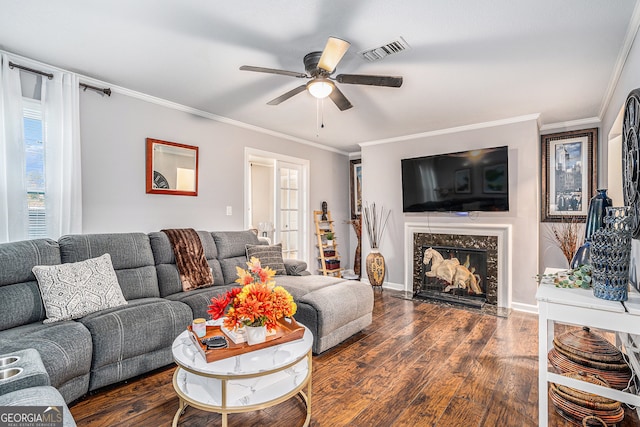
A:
[288,231,298,251]
[289,189,298,209]
[280,169,289,188]
[280,189,289,209]
[281,211,289,230]
[288,211,298,230]
[289,170,299,189]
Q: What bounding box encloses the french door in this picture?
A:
[245,149,308,264]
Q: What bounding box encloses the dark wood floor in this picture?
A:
[69,290,640,426]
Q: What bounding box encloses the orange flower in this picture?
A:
[213,257,297,331]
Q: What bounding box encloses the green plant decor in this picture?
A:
[536,264,592,289]
[325,232,334,240]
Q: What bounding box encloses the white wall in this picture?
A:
[360,118,540,308]
[79,90,351,269]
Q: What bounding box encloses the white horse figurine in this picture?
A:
[423,247,483,294]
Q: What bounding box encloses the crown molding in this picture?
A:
[358,114,541,147]
[539,117,601,133]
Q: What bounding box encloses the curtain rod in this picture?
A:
[8,61,53,80]
[80,83,111,97]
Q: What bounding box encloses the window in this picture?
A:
[23,98,45,238]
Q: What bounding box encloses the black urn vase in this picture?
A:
[570,189,612,269]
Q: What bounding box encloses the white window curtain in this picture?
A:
[0,54,27,242]
[0,53,82,243]
[42,69,82,239]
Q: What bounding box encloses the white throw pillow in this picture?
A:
[32,253,128,323]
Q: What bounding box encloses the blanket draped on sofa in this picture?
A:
[162,228,213,291]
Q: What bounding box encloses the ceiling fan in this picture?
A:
[240,37,403,111]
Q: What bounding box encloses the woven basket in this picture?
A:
[550,373,620,411]
[549,387,624,425]
[548,348,632,390]
[553,327,625,364]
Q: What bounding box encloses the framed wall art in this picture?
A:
[541,128,598,222]
[350,159,362,219]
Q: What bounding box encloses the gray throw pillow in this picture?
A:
[32,253,128,323]
[245,243,287,275]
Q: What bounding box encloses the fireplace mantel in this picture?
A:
[404,222,512,309]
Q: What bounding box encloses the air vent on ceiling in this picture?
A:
[359,37,410,62]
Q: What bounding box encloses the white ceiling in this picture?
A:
[0,1,638,153]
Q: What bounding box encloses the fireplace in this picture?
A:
[404,222,511,312]
[411,232,499,306]
[418,245,488,307]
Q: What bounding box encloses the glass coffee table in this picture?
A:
[171,322,313,427]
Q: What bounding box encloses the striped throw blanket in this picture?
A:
[162,228,214,291]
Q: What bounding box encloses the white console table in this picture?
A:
[536,269,640,426]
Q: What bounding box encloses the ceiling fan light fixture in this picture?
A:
[307,78,334,99]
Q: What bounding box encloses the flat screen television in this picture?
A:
[401,146,509,213]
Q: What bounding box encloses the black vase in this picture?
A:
[570,189,612,269]
[584,189,613,241]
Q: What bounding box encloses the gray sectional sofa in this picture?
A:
[0,229,374,407]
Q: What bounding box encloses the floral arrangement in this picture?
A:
[207,257,297,330]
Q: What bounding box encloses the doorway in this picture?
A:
[245,148,309,263]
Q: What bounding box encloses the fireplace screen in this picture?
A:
[418,245,487,306]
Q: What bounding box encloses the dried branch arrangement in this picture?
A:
[362,202,390,249]
[547,217,583,266]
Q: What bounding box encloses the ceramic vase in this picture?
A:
[366,250,385,287]
[570,189,612,269]
[591,207,633,301]
[245,325,267,345]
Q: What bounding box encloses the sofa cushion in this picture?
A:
[32,254,128,323]
[272,275,346,300]
[246,243,286,275]
[77,297,191,390]
[211,231,260,259]
[58,233,160,300]
[164,284,238,319]
[219,256,250,285]
[0,321,92,400]
[0,239,59,331]
[149,231,224,297]
[283,259,310,276]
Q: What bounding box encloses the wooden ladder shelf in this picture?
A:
[314,210,343,277]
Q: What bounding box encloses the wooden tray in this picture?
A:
[187,317,305,363]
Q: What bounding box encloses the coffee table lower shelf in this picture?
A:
[171,327,312,427]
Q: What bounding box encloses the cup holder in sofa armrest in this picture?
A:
[0,368,23,381]
[0,349,50,397]
[0,356,19,367]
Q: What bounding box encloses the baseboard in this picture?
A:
[381,281,404,291]
[358,278,404,291]
[511,301,538,314]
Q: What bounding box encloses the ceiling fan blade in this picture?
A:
[267,84,307,105]
[328,86,353,111]
[336,74,403,87]
[318,37,351,73]
[240,65,307,78]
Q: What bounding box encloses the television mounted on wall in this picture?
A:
[401,146,509,213]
